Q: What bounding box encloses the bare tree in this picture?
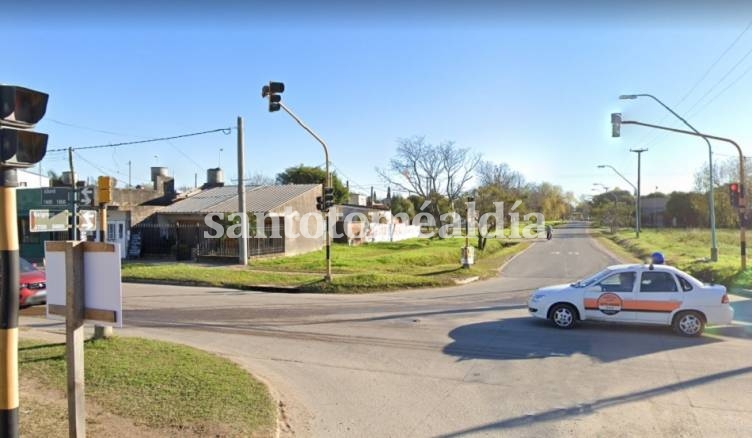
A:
[439,141,482,205]
[476,161,525,193]
[376,136,481,206]
[247,172,276,187]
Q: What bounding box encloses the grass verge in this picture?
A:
[19,337,276,437]
[123,236,531,293]
[599,228,749,288]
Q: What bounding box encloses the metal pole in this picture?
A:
[279,102,332,282]
[69,148,77,241]
[600,165,638,236]
[0,168,20,438]
[237,117,248,265]
[621,119,745,269]
[708,148,718,261]
[630,149,647,238]
[624,94,718,260]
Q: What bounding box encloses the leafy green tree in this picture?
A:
[390,195,415,219]
[276,164,349,204]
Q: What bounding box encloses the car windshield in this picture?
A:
[19,258,37,274]
[571,268,612,288]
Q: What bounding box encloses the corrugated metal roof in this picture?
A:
[160,184,320,214]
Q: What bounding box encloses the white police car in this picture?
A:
[527,263,733,336]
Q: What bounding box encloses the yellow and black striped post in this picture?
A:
[0,168,19,437]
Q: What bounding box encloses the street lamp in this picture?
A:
[597,164,639,237]
[619,93,718,261]
[613,115,747,269]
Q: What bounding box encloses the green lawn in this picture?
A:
[123,236,531,293]
[19,337,276,437]
[603,228,748,287]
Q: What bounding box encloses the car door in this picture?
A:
[583,271,637,322]
[634,270,683,324]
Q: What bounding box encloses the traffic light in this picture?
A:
[261,81,285,112]
[324,187,335,209]
[316,195,324,211]
[0,85,49,168]
[611,113,621,138]
[730,182,741,209]
[97,175,115,204]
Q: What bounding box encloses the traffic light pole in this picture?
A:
[621,119,747,270]
[0,169,20,438]
[278,102,332,282]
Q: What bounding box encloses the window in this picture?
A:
[678,276,694,292]
[598,272,635,293]
[640,272,678,292]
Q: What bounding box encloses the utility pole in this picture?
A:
[128,160,132,188]
[237,117,248,265]
[630,149,647,238]
[69,147,78,241]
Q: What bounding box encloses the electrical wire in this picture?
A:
[47,127,234,152]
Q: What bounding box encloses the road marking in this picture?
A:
[550,251,561,255]
[567,251,580,255]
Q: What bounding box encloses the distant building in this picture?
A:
[641,196,668,227]
[17,169,49,188]
[153,184,322,259]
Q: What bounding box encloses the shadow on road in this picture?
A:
[436,364,752,437]
[442,317,721,362]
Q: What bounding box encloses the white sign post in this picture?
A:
[44,241,123,438]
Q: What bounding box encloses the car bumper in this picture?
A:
[527,302,548,320]
[21,289,47,306]
[705,305,734,326]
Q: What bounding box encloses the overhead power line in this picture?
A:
[47,127,234,152]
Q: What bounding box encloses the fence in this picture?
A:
[129,223,285,260]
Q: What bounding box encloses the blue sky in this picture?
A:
[4,2,752,199]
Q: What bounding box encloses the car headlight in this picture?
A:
[530,293,546,303]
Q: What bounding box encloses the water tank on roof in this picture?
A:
[207,168,224,186]
[151,166,169,183]
[61,171,77,186]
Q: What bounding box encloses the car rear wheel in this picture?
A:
[673,311,705,337]
[549,304,577,329]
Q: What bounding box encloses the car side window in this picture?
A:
[640,272,678,292]
[598,272,635,293]
[677,276,694,292]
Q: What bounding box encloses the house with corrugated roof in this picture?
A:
[137,184,323,260]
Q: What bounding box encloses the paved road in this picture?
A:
[22,223,752,437]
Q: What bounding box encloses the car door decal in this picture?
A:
[585,296,681,313]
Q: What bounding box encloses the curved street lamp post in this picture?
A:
[619,94,718,261]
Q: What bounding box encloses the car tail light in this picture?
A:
[721,293,729,304]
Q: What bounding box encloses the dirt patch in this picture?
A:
[20,376,194,438]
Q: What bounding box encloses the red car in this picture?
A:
[20,258,46,307]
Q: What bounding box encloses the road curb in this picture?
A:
[123,279,304,293]
[730,288,752,299]
[454,276,480,285]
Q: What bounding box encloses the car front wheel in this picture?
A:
[549,304,577,329]
[673,311,705,337]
